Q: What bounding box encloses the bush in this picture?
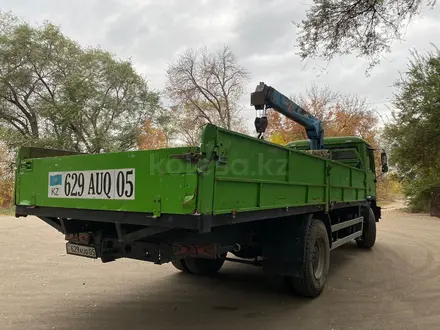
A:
[0,179,13,208]
[0,145,14,208]
[403,176,438,213]
[383,47,440,213]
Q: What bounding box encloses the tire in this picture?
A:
[287,219,330,298]
[171,258,192,273]
[183,254,226,276]
[357,207,376,249]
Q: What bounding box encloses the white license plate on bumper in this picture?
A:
[66,242,97,258]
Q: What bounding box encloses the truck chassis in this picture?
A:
[16,198,377,297]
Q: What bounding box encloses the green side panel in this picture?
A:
[15,125,370,218]
[201,125,328,215]
[329,162,367,202]
[214,181,259,212]
[15,146,199,215]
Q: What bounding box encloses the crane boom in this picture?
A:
[251,82,324,150]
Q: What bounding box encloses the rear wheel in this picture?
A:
[171,258,192,273]
[357,207,376,249]
[183,254,227,276]
[285,219,330,297]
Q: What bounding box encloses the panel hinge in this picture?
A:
[213,143,228,165]
[170,152,201,164]
[20,160,33,171]
[326,164,332,176]
[152,196,161,218]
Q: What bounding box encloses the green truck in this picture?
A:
[14,83,388,297]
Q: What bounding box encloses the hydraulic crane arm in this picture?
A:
[251,82,324,150]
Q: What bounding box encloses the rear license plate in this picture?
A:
[66,242,97,258]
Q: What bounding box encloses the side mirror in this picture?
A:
[381,151,388,173]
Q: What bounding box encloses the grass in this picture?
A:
[0,206,15,216]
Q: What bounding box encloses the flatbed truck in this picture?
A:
[14,82,388,297]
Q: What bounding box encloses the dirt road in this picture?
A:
[1,209,440,330]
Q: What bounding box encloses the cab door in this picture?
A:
[365,147,377,199]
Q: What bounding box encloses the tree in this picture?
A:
[296,0,437,71]
[265,84,379,145]
[138,119,169,150]
[165,46,250,145]
[0,12,161,153]
[383,46,440,211]
[0,143,13,208]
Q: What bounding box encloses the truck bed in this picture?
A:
[15,124,367,232]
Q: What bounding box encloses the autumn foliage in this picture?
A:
[0,146,14,208]
[265,85,378,146]
[0,178,13,208]
[138,120,168,150]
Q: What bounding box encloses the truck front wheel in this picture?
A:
[356,207,376,249]
[286,219,330,297]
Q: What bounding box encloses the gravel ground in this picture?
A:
[1,208,440,330]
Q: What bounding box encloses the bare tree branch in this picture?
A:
[166,45,250,145]
[296,0,436,72]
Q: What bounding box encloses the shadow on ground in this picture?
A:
[40,244,362,330]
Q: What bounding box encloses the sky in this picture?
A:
[1,0,440,130]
